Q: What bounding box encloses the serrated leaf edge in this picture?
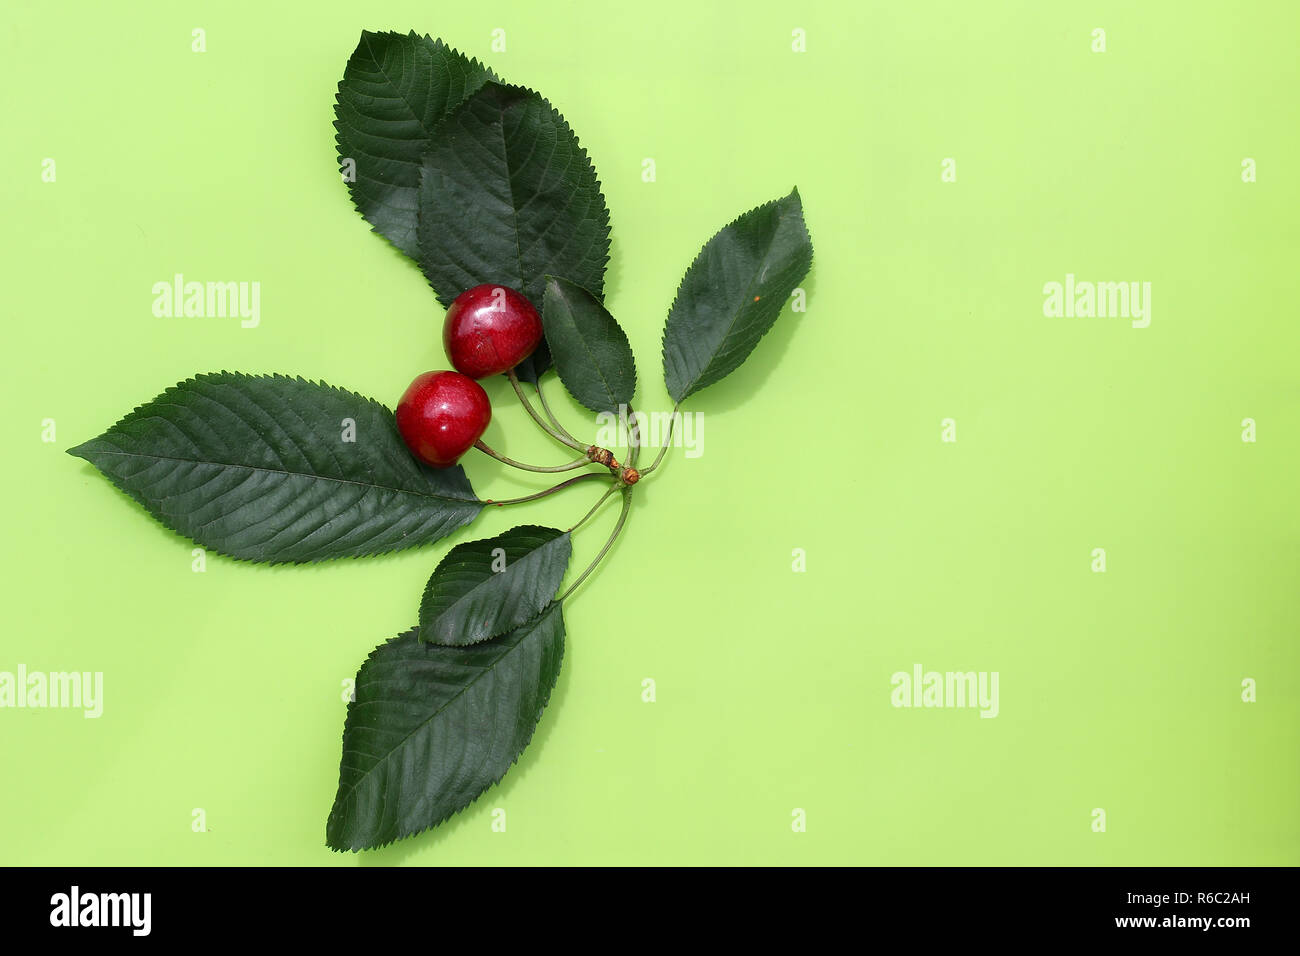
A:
[660,187,814,403]
[542,275,637,413]
[418,524,569,645]
[332,30,499,255]
[67,370,482,567]
[416,80,613,308]
[327,603,565,852]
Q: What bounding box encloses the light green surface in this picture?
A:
[2,0,1297,865]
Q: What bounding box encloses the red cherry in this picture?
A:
[395,371,491,468]
[443,284,544,379]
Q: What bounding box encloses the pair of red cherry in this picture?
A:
[396,284,542,467]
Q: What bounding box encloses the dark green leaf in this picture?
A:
[419,525,571,645]
[68,372,481,563]
[416,81,612,381]
[542,276,637,413]
[334,31,495,259]
[327,603,565,851]
[661,188,813,403]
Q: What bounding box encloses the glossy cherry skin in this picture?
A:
[395,371,491,468]
[443,284,544,379]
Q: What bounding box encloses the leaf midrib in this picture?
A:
[436,536,562,625]
[335,613,550,809]
[487,89,528,296]
[679,205,798,394]
[359,32,430,146]
[76,447,479,505]
[556,297,621,408]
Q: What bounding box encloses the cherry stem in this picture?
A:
[625,403,642,469]
[559,487,632,602]
[487,472,605,506]
[474,440,590,474]
[638,403,681,476]
[534,379,581,446]
[567,483,620,533]
[508,369,586,451]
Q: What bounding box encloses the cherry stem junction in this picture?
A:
[585,445,640,485]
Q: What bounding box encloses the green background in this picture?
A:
[2,0,1297,865]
